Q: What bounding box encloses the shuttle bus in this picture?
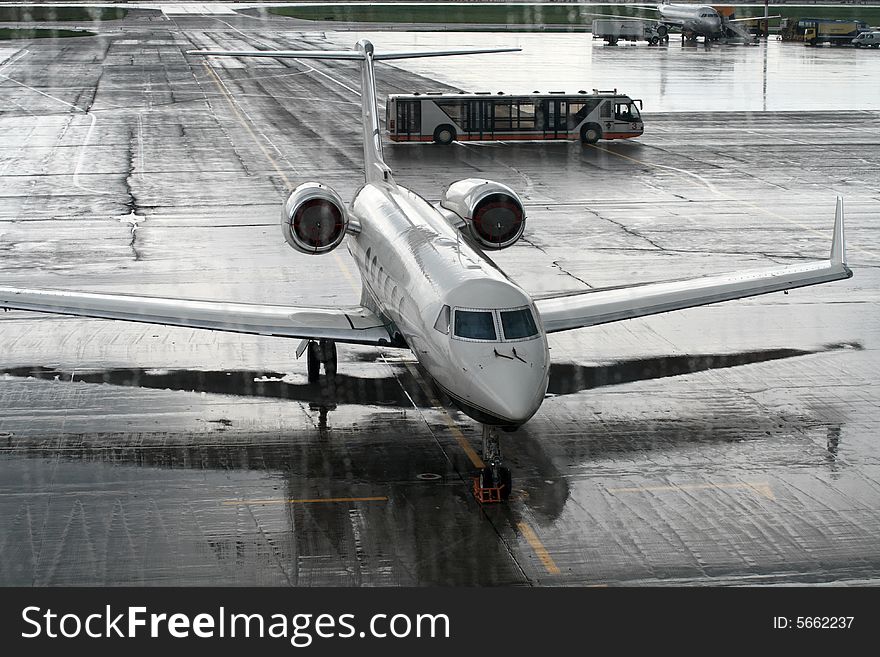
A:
[386,90,643,145]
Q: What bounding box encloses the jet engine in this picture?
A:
[281,182,349,255]
[440,179,526,250]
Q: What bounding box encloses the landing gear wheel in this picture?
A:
[306,339,337,381]
[581,123,601,145]
[473,425,512,503]
[657,25,668,38]
[433,124,456,145]
[319,339,337,378]
[307,341,321,383]
[497,467,512,500]
[650,36,659,45]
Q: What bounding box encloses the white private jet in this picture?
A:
[0,40,851,498]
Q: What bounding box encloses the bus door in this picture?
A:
[395,100,421,140]
[542,99,568,139]
[463,100,493,139]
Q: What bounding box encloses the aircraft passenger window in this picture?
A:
[500,308,538,340]
[454,310,497,341]
[433,305,451,334]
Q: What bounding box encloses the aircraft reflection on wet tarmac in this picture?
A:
[0,340,860,407]
[0,342,856,523]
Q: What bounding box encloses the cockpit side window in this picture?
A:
[453,309,497,341]
[500,308,539,340]
[433,305,451,334]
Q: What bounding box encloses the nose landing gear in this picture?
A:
[473,425,512,503]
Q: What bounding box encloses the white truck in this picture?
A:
[591,19,668,46]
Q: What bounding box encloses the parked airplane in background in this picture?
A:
[0,41,851,499]
[593,3,778,42]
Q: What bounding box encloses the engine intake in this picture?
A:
[282,182,349,255]
[440,179,525,250]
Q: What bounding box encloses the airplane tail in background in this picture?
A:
[188,41,520,184]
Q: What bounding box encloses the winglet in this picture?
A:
[831,196,846,265]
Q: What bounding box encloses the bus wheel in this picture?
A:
[433,125,456,145]
[581,124,602,145]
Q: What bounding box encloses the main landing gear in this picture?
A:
[473,425,512,503]
[305,339,337,382]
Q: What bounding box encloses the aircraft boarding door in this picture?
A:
[395,100,421,140]
[464,100,493,140]
[543,99,568,139]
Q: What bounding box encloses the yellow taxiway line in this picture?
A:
[517,522,561,575]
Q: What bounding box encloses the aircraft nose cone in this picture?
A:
[477,362,548,425]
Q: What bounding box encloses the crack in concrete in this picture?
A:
[520,236,592,288]
[593,211,666,251]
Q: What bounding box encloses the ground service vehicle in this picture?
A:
[801,18,867,45]
[853,31,880,48]
[591,19,669,45]
[387,90,644,145]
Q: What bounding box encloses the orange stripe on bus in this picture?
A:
[389,132,642,142]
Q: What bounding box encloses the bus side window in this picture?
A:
[396,100,421,134]
[615,103,632,121]
[569,99,601,129]
[493,101,512,130]
[600,101,612,119]
[517,102,535,130]
[436,101,462,126]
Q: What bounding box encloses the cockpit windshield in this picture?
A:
[450,306,539,342]
[454,310,497,341]
[500,308,539,340]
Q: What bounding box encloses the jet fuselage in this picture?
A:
[348,181,550,426]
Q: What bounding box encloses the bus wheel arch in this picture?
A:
[433,124,456,145]
[581,123,602,145]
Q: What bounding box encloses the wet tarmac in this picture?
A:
[0,10,879,585]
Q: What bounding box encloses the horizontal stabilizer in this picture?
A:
[188,47,520,61]
[188,49,365,60]
[374,47,521,60]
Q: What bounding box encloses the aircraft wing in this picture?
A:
[584,13,667,25]
[727,15,782,23]
[0,288,395,346]
[534,200,851,334]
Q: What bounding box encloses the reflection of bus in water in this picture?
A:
[386,90,643,145]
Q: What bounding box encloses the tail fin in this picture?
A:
[189,41,519,184]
